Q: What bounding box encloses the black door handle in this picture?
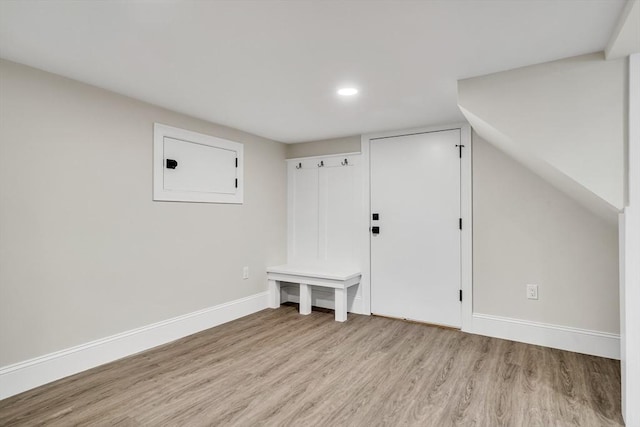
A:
[166,159,178,169]
[371,226,380,235]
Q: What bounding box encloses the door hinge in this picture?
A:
[459,218,462,230]
[235,178,238,188]
[456,144,464,158]
[235,158,238,168]
[459,290,463,302]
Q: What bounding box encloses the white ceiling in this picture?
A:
[0,0,626,143]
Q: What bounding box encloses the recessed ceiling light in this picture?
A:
[337,87,358,96]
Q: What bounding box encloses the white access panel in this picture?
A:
[153,123,243,203]
[370,130,461,327]
[163,138,236,194]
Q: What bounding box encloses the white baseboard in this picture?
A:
[281,285,365,314]
[0,291,270,400]
[2,296,618,401]
[469,313,620,359]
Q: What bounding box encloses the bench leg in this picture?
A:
[299,283,312,315]
[268,279,280,309]
[334,288,348,322]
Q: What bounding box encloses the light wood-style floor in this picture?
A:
[0,304,623,426]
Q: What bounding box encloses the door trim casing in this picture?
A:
[360,123,472,332]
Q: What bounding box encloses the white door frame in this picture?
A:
[360,123,473,331]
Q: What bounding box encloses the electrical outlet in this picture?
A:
[526,284,538,300]
[242,266,249,280]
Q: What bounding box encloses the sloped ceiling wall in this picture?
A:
[606,0,640,60]
[458,52,626,223]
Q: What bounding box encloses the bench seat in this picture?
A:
[266,263,362,322]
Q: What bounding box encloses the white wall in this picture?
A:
[605,0,640,60]
[474,134,619,333]
[459,52,626,220]
[0,59,287,367]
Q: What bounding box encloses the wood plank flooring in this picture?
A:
[0,304,623,426]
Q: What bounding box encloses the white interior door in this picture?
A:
[370,130,461,327]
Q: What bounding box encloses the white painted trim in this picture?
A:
[621,52,640,426]
[286,152,361,162]
[153,122,244,204]
[460,125,473,330]
[360,137,372,315]
[286,159,297,263]
[619,212,627,416]
[360,122,473,326]
[0,292,269,400]
[362,123,468,140]
[470,313,620,360]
